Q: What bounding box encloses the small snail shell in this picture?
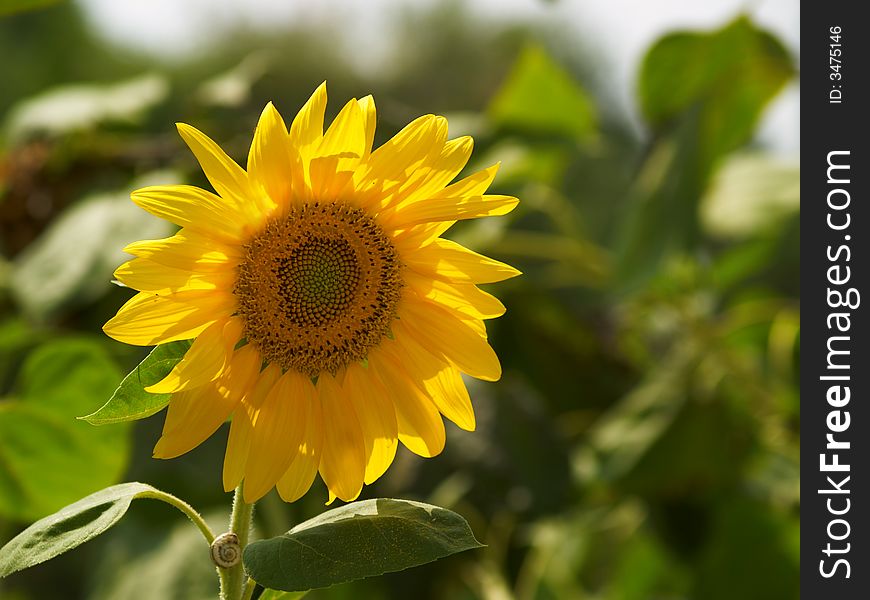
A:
[210,532,241,568]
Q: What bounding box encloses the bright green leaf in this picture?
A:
[489,44,596,142]
[0,482,157,578]
[81,340,190,426]
[244,498,483,592]
[0,339,130,521]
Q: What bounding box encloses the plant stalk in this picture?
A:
[138,489,215,545]
[219,482,255,600]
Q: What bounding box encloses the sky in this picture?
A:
[76,0,800,158]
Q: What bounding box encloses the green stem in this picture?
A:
[241,577,257,600]
[219,482,255,600]
[138,489,215,545]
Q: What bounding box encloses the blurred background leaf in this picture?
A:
[617,15,795,288]
[7,171,177,322]
[489,44,597,143]
[0,338,130,521]
[3,74,169,144]
[88,511,224,600]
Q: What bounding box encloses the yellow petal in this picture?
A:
[247,102,292,209]
[223,363,280,492]
[405,238,521,284]
[276,393,323,503]
[146,318,243,394]
[315,98,365,160]
[355,115,446,205]
[370,347,446,458]
[289,82,327,160]
[436,163,500,197]
[387,136,474,210]
[131,185,248,243]
[114,257,237,294]
[153,383,237,459]
[223,408,252,492]
[343,362,398,485]
[317,373,366,502]
[392,220,455,251]
[357,95,377,161]
[214,343,264,404]
[388,164,503,249]
[307,99,366,200]
[431,366,475,431]
[404,270,505,319]
[392,321,475,431]
[385,194,518,228]
[243,369,313,503]
[176,123,254,206]
[103,290,235,346]
[123,230,240,270]
[398,297,502,381]
[308,156,356,202]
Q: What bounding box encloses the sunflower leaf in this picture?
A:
[243,498,484,592]
[0,482,159,578]
[80,340,191,425]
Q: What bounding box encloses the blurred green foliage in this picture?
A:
[0,337,130,522]
[0,1,798,599]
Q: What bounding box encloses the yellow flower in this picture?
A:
[104,83,520,504]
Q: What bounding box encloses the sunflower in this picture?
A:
[103,83,519,504]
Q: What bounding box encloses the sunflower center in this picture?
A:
[234,202,403,377]
[276,238,361,326]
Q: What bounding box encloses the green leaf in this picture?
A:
[489,44,596,142]
[0,339,131,521]
[81,340,191,425]
[8,171,177,321]
[243,498,484,592]
[639,16,793,158]
[617,17,794,286]
[0,482,157,578]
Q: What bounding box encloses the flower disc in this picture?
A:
[235,201,403,377]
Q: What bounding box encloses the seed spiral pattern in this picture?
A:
[234,202,403,376]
